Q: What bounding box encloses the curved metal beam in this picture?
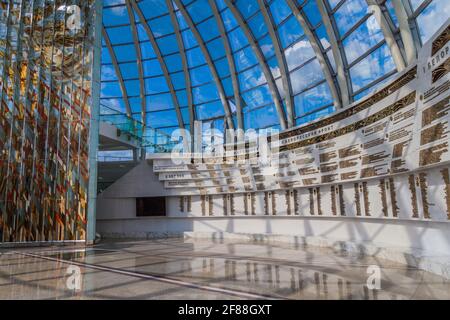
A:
[258,0,295,127]
[286,0,342,110]
[392,0,418,64]
[166,0,195,137]
[126,1,146,126]
[225,0,287,130]
[366,0,406,71]
[102,26,132,116]
[315,0,351,107]
[173,0,235,130]
[130,0,185,130]
[209,0,244,130]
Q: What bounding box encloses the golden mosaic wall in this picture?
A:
[0,0,98,242]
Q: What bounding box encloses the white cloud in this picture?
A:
[416,0,450,43]
[284,40,314,70]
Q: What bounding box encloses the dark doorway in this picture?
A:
[136,197,166,217]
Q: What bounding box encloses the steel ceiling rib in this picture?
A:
[126,0,146,127]
[130,0,186,130]
[173,0,235,130]
[286,0,342,110]
[365,0,406,71]
[391,0,419,64]
[225,0,288,130]
[209,0,244,130]
[102,26,132,116]
[315,0,351,107]
[166,0,195,136]
[258,0,295,127]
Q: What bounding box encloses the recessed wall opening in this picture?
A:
[136,197,167,217]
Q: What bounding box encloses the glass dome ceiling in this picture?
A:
[100,0,449,143]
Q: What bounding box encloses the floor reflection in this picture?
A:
[0,238,449,300]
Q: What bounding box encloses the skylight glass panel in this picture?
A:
[193,83,220,104]
[143,59,164,77]
[349,44,396,93]
[138,0,169,19]
[220,8,238,30]
[155,34,180,54]
[334,0,368,36]
[247,13,268,39]
[112,45,138,63]
[205,37,227,60]
[244,104,279,129]
[269,0,292,25]
[342,15,384,64]
[164,54,184,73]
[148,15,175,37]
[294,82,333,116]
[277,16,304,48]
[290,59,324,95]
[196,100,226,120]
[296,105,335,126]
[100,98,127,114]
[100,0,447,136]
[101,81,123,98]
[233,46,259,71]
[235,0,259,19]
[146,109,180,127]
[327,0,342,10]
[103,6,129,27]
[186,47,207,67]
[197,17,221,42]
[228,27,249,52]
[284,39,315,71]
[258,35,276,59]
[106,26,134,45]
[303,1,322,27]
[238,65,267,91]
[416,0,450,44]
[170,72,186,90]
[186,0,213,23]
[190,65,214,86]
[145,76,170,94]
[241,85,273,109]
[101,65,118,81]
[119,62,139,80]
[146,93,175,111]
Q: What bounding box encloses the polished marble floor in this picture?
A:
[0,238,449,300]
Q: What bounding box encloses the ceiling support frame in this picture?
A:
[209,0,244,130]
[174,0,235,130]
[258,0,295,127]
[366,0,406,72]
[315,0,351,107]
[166,0,195,139]
[130,0,186,132]
[391,0,419,64]
[225,0,287,130]
[286,0,342,110]
[102,27,132,117]
[126,1,146,128]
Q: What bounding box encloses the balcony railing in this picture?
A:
[100,113,144,142]
[99,112,179,154]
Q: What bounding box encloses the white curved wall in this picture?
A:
[96,21,450,277]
